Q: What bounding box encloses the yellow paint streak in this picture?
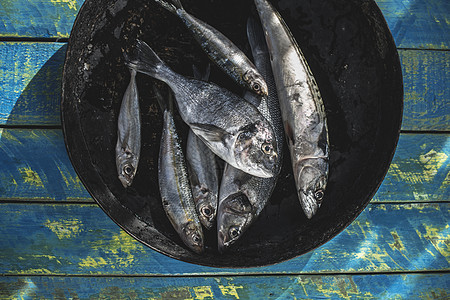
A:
[44,218,83,239]
[57,164,85,191]
[79,230,146,270]
[50,0,78,10]
[15,268,53,275]
[219,284,243,299]
[422,224,450,261]
[79,256,108,268]
[419,150,448,181]
[18,167,44,188]
[297,277,371,300]
[193,286,214,300]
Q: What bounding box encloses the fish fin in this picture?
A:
[125,39,171,82]
[154,0,183,14]
[190,123,229,143]
[192,64,211,81]
[153,85,174,114]
[284,121,295,144]
[246,16,267,57]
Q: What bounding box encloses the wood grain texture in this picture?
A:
[0,203,448,275]
[0,0,448,50]
[1,129,448,202]
[1,42,448,130]
[376,0,450,49]
[0,274,448,299]
[0,42,66,126]
[0,0,83,39]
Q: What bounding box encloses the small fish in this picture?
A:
[116,68,141,187]
[186,64,220,229]
[153,0,268,96]
[126,39,278,178]
[254,0,329,219]
[217,17,284,252]
[156,87,204,254]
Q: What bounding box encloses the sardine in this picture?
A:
[217,17,284,252]
[126,39,278,178]
[254,0,329,219]
[153,0,268,96]
[186,64,219,229]
[156,87,204,254]
[116,68,141,187]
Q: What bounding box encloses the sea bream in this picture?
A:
[125,39,279,178]
[254,0,329,219]
[186,64,220,229]
[116,68,141,187]
[155,87,204,254]
[217,17,284,252]
[153,0,268,96]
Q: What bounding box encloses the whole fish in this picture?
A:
[126,39,278,178]
[156,87,204,254]
[116,68,141,187]
[217,17,284,252]
[254,0,329,219]
[153,0,268,96]
[186,64,220,229]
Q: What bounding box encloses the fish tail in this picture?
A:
[153,85,174,114]
[154,0,184,14]
[246,16,267,56]
[125,39,173,83]
[192,63,211,81]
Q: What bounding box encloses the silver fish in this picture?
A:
[116,68,141,187]
[126,39,278,178]
[186,64,219,229]
[153,0,268,96]
[217,17,284,252]
[156,87,204,254]
[254,0,329,219]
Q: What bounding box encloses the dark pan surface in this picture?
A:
[61,0,403,267]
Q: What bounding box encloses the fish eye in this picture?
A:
[201,206,213,218]
[252,83,261,91]
[314,189,324,201]
[123,164,134,176]
[229,226,240,239]
[192,233,201,244]
[200,187,208,195]
[261,142,273,155]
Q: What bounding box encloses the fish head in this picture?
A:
[243,69,268,96]
[192,185,217,229]
[295,158,329,219]
[217,192,253,253]
[181,221,204,254]
[234,121,278,178]
[116,148,138,187]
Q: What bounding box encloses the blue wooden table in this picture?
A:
[0,0,448,298]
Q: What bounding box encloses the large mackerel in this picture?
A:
[254,0,329,219]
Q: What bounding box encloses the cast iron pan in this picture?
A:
[61,0,403,267]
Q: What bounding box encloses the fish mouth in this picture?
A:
[298,189,319,219]
[118,175,132,188]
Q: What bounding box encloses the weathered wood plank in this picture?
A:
[376,0,450,49]
[0,0,83,39]
[0,274,448,299]
[1,129,448,202]
[0,42,66,126]
[0,128,91,201]
[0,0,448,50]
[399,49,450,131]
[0,203,448,275]
[1,43,447,130]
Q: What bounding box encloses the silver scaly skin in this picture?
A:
[116,68,141,188]
[254,0,329,219]
[217,17,284,252]
[156,88,204,254]
[186,64,220,229]
[153,0,268,96]
[125,39,279,178]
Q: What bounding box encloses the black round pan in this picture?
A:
[61,0,403,267]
